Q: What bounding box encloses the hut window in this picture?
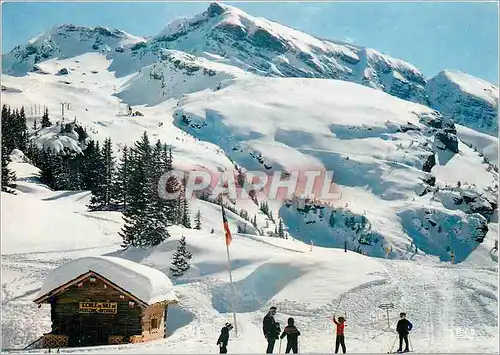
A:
[150,317,159,331]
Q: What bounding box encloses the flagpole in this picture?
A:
[225,243,238,336]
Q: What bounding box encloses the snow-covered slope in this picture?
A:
[2,51,497,264]
[117,49,250,106]
[2,25,145,77]
[1,162,498,352]
[427,70,499,136]
[173,76,498,263]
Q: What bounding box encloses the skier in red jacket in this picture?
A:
[332,315,346,353]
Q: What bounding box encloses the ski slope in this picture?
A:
[1,162,498,353]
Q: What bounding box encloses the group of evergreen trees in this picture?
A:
[2,105,28,153]
[117,131,195,248]
[1,105,27,192]
[27,139,110,192]
[259,201,275,223]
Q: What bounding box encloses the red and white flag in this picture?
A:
[221,206,232,246]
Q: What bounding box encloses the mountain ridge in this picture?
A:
[2,2,497,135]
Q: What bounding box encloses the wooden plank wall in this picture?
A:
[51,275,143,342]
[140,302,166,342]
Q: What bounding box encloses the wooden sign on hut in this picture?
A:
[33,256,178,348]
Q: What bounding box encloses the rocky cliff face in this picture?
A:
[427,70,498,136]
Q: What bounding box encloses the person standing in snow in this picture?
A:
[280,317,301,354]
[332,314,346,353]
[263,306,280,353]
[396,312,413,353]
[216,322,233,353]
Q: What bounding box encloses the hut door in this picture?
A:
[78,315,110,346]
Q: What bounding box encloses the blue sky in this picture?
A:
[2,2,498,84]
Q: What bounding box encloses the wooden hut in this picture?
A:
[33,256,178,348]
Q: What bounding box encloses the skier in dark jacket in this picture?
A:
[263,306,280,353]
[216,322,233,353]
[280,317,301,354]
[396,312,413,353]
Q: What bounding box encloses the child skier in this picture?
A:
[280,317,301,354]
[332,314,346,354]
[216,322,233,353]
[396,312,413,353]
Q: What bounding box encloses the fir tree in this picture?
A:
[170,235,192,277]
[82,140,104,191]
[32,118,38,131]
[1,105,14,153]
[102,138,116,207]
[119,133,153,248]
[119,132,170,248]
[15,107,28,152]
[88,138,115,210]
[113,145,131,210]
[194,209,202,230]
[41,108,51,128]
[182,197,192,228]
[329,211,336,227]
[1,145,16,193]
[144,139,171,246]
[278,219,285,238]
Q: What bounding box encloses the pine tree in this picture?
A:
[14,107,28,152]
[87,140,107,210]
[41,108,51,128]
[1,105,14,154]
[32,118,38,131]
[119,133,154,248]
[278,219,285,238]
[1,145,16,193]
[1,105,27,153]
[38,148,55,187]
[170,235,192,277]
[329,211,336,227]
[144,139,171,246]
[88,138,115,211]
[158,145,179,226]
[113,145,131,210]
[194,209,202,230]
[119,132,170,248]
[182,197,192,228]
[82,140,103,191]
[102,138,115,207]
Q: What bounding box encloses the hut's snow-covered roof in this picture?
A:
[36,256,178,305]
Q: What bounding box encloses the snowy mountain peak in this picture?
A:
[2,3,497,134]
[147,2,430,104]
[2,24,145,77]
[427,69,498,135]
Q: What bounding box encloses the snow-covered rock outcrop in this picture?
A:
[427,70,498,136]
[2,25,145,76]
